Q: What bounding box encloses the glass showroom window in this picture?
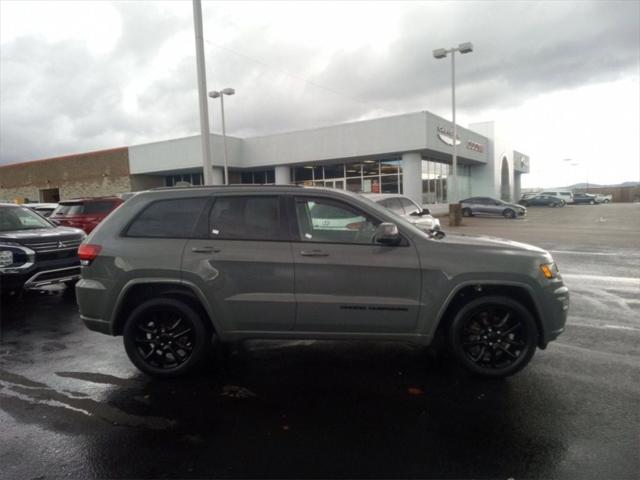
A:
[290,159,402,193]
[164,173,204,187]
[238,169,276,184]
[422,160,449,204]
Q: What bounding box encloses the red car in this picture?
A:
[50,197,123,234]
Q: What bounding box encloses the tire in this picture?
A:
[123,297,211,378]
[589,200,595,205]
[503,208,516,219]
[448,295,538,378]
[605,199,610,203]
[462,208,473,217]
[548,202,557,208]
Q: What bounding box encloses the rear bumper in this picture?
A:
[81,314,113,335]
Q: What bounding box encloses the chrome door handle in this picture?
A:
[191,246,220,253]
[300,249,329,257]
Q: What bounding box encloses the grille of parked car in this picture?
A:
[21,237,83,253]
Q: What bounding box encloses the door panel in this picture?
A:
[182,240,295,332]
[291,196,422,334]
[181,194,295,332]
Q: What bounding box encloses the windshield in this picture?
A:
[0,206,52,231]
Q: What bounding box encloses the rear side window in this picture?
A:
[209,196,282,241]
[127,198,208,238]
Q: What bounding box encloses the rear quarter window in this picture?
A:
[126,197,208,238]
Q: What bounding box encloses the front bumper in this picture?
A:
[538,280,569,348]
[1,259,81,292]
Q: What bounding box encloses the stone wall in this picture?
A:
[0,147,133,202]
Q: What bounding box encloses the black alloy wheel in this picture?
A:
[503,209,516,219]
[448,296,538,377]
[123,298,210,377]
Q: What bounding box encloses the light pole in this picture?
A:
[433,42,473,217]
[192,0,214,185]
[208,88,235,185]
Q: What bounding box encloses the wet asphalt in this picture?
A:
[1,203,639,479]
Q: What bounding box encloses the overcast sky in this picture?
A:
[1,0,639,187]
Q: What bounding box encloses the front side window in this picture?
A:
[295,197,380,244]
[127,198,208,238]
[209,196,281,241]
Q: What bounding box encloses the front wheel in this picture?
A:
[462,208,473,217]
[123,297,211,377]
[448,296,538,378]
[503,209,516,219]
[589,200,595,205]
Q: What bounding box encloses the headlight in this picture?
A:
[0,250,14,267]
[540,263,557,279]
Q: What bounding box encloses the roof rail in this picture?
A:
[149,184,304,191]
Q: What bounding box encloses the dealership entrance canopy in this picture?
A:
[0,111,530,205]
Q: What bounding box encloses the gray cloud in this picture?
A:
[1,0,638,165]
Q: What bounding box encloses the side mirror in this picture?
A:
[374,222,401,246]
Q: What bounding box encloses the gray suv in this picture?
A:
[77,186,568,378]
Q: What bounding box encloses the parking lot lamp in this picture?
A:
[433,42,473,212]
[209,88,235,185]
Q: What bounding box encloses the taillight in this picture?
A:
[78,244,102,266]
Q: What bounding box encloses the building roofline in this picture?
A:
[0,146,128,169]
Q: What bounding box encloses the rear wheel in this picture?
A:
[589,200,595,205]
[448,296,538,378]
[462,208,473,217]
[123,297,211,377]
[503,208,516,219]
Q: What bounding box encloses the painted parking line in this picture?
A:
[550,250,639,257]
[569,322,640,332]
[561,273,640,285]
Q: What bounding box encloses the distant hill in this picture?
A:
[558,181,639,189]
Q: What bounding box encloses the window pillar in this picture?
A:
[211,167,224,185]
[402,152,423,206]
[275,166,291,185]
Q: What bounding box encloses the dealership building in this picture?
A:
[0,111,530,206]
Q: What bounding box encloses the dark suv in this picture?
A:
[1,203,85,295]
[77,186,568,378]
[50,197,123,234]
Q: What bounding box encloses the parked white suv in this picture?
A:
[541,191,573,204]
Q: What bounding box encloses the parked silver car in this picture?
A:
[361,193,441,232]
[460,197,527,219]
[77,186,567,379]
